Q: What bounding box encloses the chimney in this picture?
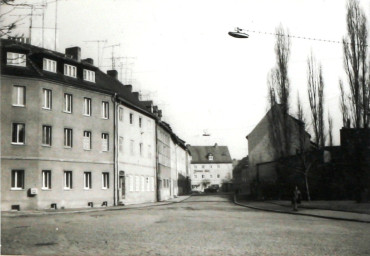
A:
[153,106,158,114]
[158,110,162,119]
[82,58,94,65]
[124,85,132,92]
[107,70,118,80]
[214,143,218,147]
[132,92,139,100]
[65,47,81,62]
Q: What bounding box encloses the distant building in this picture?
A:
[246,104,311,195]
[188,144,233,192]
[232,156,249,194]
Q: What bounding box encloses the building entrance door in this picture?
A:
[119,171,125,200]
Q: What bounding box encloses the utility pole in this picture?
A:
[83,40,107,68]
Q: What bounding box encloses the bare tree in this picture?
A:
[295,94,313,201]
[267,25,292,158]
[327,111,333,147]
[339,79,350,127]
[307,52,325,148]
[342,0,369,128]
[0,0,31,38]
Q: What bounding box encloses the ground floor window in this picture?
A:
[64,171,73,189]
[11,170,24,189]
[84,172,92,189]
[42,170,51,189]
[102,172,109,189]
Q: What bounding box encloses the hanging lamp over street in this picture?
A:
[228,27,249,38]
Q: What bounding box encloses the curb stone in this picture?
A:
[2,195,191,218]
[233,196,370,224]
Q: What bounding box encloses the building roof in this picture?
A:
[1,39,155,119]
[187,144,232,164]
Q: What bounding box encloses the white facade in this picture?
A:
[116,104,156,205]
[191,163,233,191]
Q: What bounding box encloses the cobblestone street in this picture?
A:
[2,195,370,256]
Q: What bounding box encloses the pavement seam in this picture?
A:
[2,195,192,218]
[233,197,370,224]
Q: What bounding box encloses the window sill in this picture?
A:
[11,143,25,146]
[63,111,72,114]
[7,64,26,67]
[83,148,91,151]
[41,188,52,191]
[43,70,57,73]
[42,107,52,111]
[102,117,109,120]
[83,188,92,190]
[10,188,24,191]
[64,146,72,149]
[42,144,52,147]
[83,114,91,117]
[101,188,108,190]
[63,188,73,190]
[12,104,25,108]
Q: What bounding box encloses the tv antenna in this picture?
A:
[83,40,108,68]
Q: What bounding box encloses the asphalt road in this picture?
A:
[2,194,370,256]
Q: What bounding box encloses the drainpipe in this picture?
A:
[111,93,118,206]
[155,123,160,202]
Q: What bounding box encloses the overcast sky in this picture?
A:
[4,0,370,159]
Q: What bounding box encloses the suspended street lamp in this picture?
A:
[228,27,249,38]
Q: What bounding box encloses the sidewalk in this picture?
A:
[1,195,191,218]
[234,197,370,223]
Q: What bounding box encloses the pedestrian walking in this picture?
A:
[292,186,301,211]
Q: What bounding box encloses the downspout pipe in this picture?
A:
[111,93,118,206]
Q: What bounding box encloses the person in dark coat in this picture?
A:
[292,186,301,211]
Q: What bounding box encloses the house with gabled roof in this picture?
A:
[187,144,233,192]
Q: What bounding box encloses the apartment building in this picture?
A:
[1,40,115,210]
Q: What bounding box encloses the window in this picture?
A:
[64,93,72,113]
[119,136,123,152]
[139,117,142,128]
[202,175,204,178]
[150,177,154,191]
[129,176,134,192]
[208,154,214,161]
[119,107,123,121]
[42,170,51,189]
[83,131,91,150]
[64,171,72,189]
[210,174,213,178]
[101,133,109,151]
[64,64,77,78]
[42,125,52,146]
[83,69,95,82]
[84,172,92,189]
[135,176,140,191]
[102,172,109,189]
[139,143,143,156]
[210,165,213,168]
[11,170,24,189]
[217,174,220,178]
[64,128,73,148]
[148,145,152,159]
[146,177,150,191]
[7,52,26,66]
[129,113,133,124]
[43,58,57,73]
[83,98,91,116]
[43,89,52,109]
[194,175,197,179]
[12,85,25,106]
[141,176,145,191]
[102,101,109,119]
[12,123,25,144]
[130,140,134,155]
